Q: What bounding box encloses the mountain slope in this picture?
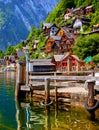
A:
[0,0,59,50]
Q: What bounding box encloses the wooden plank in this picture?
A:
[45,78,50,104]
[29,81,45,86]
[94,85,99,91]
[29,81,77,87]
[20,85,30,91]
[29,75,98,81]
[29,71,93,75]
[21,102,30,108]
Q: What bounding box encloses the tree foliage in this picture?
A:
[73,34,99,59]
[92,54,99,64]
[5,45,16,56]
[27,26,41,41]
[46,0,75,24]
[0,50,5,58]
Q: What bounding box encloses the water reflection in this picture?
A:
[6,71,16,80]
[16,100,46,130]
[15,99,99,130]
[0,72,98,130]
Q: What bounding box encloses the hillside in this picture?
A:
[3,0,99,63]
[46,0,99,27]
[0,0,59,50]
[28,0,99,58]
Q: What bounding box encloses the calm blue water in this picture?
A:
[0,72,17,129]
[0,71,99,130]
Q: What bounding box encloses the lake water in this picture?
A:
[0,71,99,130]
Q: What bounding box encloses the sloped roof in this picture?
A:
[54,54,82,63]
[64,8,73,14]
[34,40,39,43]
[93,24,99,28]
[61,26,74,39]
[73,7,82,13]
[30,59,55,66]
[4,55,15,61]
[72,55,81,62]
[45,35,62,44]
[85,5,92,9]
[63,54,82,62]
[51,36,62,41]
[73,18,82,28]
[43,23,53,28]
[0,59,6,65]
[53,55,64,61]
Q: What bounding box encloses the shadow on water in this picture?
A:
[86,113,99,130]
[87,109,99,125]
[87,111,96,121]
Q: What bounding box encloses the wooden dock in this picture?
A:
[15,61,99,112]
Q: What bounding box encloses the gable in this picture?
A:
[73,18,83,32]
[62,54,82,63]
[43,23,53,29]
[50,25,58,35]
[73,18,82,28]
[85,5,93,14]
[52,55,64,62]
[56,27,74,39]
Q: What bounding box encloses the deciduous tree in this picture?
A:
[73,34,99,59]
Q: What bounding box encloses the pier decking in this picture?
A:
[15,61,99,113]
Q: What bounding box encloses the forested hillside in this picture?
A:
[46,0,99,27]
[3,0,99,63]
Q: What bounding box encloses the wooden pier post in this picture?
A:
[87,80,95,107]
[45,107,51,130]
[45,78,50,105]
[54,72,58,106]
[15,61,26,98]
[55,85,57,103]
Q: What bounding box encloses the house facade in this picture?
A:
[73,7,85,16]
[32,40,39,51]
[42,23,58,36]
[4,55,16,71]
[4,55,16,66]
[56,27,75,53]
[52,54,84,72]
[92,24,99,31]
[64,8,73,21]
[85,5,93,15]
[0,59,6,67]
[29,59,56,72]
[45,35,62,53]
[73,18,83,33]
